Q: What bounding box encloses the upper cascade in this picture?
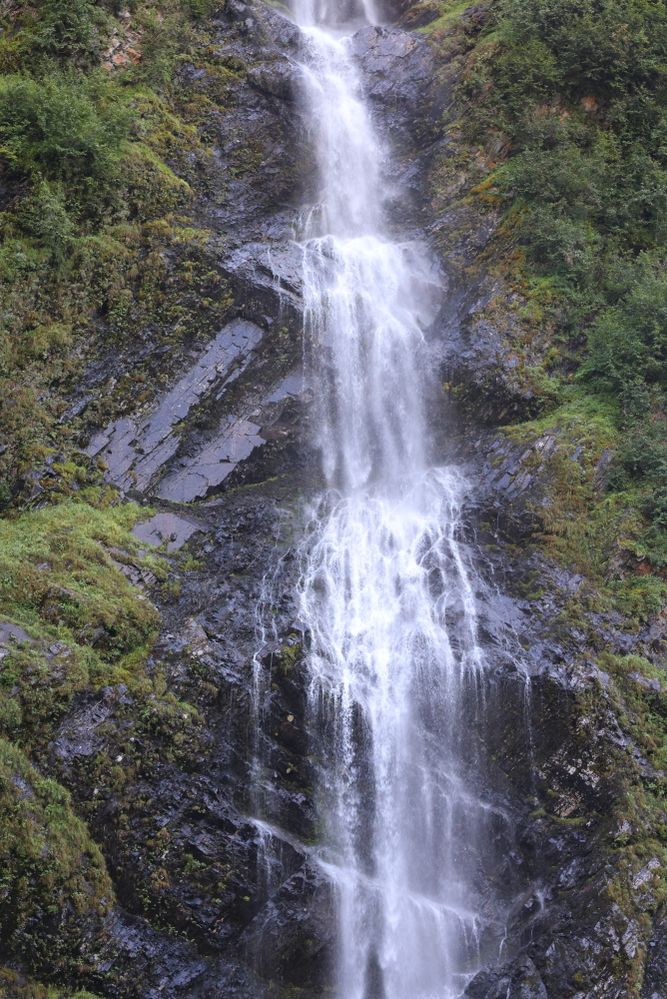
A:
[292,0,379,28]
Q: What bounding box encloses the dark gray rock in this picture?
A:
[0,621,31,654]
[643,907,667,999]
[222,239,304,329]
[86,320,264,493]
[352,24,435,150]
[466,957,548,999]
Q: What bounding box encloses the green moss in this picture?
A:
[0,498,162,743]
[0,738,113,975]
[506,387,619,443]
[0,967,102,997]
[419,0,474,34]
[278,640,302,676]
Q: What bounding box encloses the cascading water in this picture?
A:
[261,2,508,996]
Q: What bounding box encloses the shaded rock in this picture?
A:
[94,910,209,999]
[351,24,434,144]
[51,685,133,762]
[86,320,263,495]
[466,957,548,998]
[441,312,544,428]
[240,860,334,990]
[155,415,265,501]
[222,239,304,329]
[643,907,667,999]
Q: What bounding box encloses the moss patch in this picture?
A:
[0,498,161,744]
[0,968,101,998]
[0,739,113,977]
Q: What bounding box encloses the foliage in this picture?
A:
[17,181,76,264]
[0,499,161,741]
[0,71,131,221]
[0,969,102,998]
[0,738,113,975]
[0,1,225,504]
[464,0,667,561]
[24,0,110,66]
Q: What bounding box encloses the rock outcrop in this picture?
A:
[0,2,663,997]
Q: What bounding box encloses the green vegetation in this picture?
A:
[462,0,667,564]
[0,3,229,987]
[438,9,667,971]
[0,498,163,743]
[417,0,472,33]
[0,0,233,507]
[0,737,113,978]
[0,970,101,999]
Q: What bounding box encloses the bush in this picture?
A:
[583,265,667,394]
[466,0,667,551]
[18,181,75,263]
[0,73,129,187]
[26,0,109,66]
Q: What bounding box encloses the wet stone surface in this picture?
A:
[132,512,206,552]
[86,320,264,494]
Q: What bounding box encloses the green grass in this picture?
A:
[0,498,162,742]
[503,388,667,616]
[0,973,102,999]
[418,1,473,34]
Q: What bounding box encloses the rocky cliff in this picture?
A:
[0,2,664,997]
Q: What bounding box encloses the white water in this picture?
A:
[290,2,494,997]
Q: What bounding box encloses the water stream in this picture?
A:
[261,2,504,995]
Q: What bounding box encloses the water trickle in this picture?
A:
[269,2,504,995]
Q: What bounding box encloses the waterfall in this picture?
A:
[265,2,505,995]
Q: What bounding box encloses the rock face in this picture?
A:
[3,2,662,998]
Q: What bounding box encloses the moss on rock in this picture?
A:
[0,739,113,978]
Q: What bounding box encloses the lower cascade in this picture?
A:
[258,2,509,995]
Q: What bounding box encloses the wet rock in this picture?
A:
[247,60,300,102]
[240,860,334,990]
[352,25,435,147]
[643,907,667,999]
[222,239,304,329]
[441,313,544,428]
[133,512,206,552]
[155,415,265,501]
[196,3,307,237]
[51,685,133,761]
[94,910,210,999]
[86,320,263,495]
[466,957,548,998]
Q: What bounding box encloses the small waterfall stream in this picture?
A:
[256,2,508,996]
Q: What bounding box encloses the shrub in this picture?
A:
[0,73,129,187]
[18,181,75,264]
[466,0,667,550]
[25,0,108,66]
[583,266,667,394]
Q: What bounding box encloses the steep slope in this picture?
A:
[0,1,664,998]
